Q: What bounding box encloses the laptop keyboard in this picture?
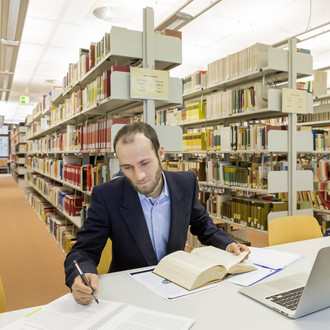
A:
[266,287,304,311]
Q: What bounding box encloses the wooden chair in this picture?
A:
[0,159,9,174]
[97,239,112,275]
[0,276,6,313]
[268,215,323,246]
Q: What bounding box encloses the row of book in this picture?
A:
[156,102,206,126]
[298,112,330,124]
[299,158,330,182]
[183,70,207,94]
[296,70,328,97]
[183,123,287,152]
[26,155,108,192]
[161,159,206,182]
[182,132,206,152]
[207,43,270,87]
[28,117,130,153]
[161,158,286,191]
[311,191,330,210]
[27,190,80,254]
[52,66,130,127]
[29,173,84,217]
[312,129,330,151]
[63,32,110,91]
[205,160,272,190]
[205,193,289,231]
[206,83,268,119]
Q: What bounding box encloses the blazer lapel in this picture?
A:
[119,180,158,265]
[165,172,189,254]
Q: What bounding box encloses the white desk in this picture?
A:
[1,237,330,330]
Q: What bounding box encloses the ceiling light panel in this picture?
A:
[43,46,78,66]
[13,61,37,75]
[20,17,55,44]
[16,44,44,62]
[181,14,243,46]
[35,63,65,78]
[51,22,108,49]
[26,0,66,20]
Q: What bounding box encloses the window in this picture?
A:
[0,125,9,157]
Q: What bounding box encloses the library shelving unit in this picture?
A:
[24,7,183,254]
[297,93,330,217]
[10,124,30,188]
[162,38,314,243]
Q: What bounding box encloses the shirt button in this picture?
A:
[155,227,159,230]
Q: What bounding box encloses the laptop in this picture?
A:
[239,246,330,318]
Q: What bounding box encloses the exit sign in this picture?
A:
[20,96,29,104]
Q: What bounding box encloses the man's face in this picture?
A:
[116,133,164,198]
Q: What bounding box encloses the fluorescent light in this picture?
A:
[7,0,20,40]
[0,39,19,46]
[1,92,7,101]
[155,0,222,31]
[0,71,13,75]
[4,47,14,72]
[2,75,10,90]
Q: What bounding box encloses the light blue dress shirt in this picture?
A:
[138,172,171,261]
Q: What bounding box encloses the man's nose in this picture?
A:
[134,167,146,181]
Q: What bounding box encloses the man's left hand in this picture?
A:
[227,243,250,260]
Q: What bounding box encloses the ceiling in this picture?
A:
[1,0,330,124]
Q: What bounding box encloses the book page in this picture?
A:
[84,305,194,330]
[21,294,123,330]
[191,246,249,271]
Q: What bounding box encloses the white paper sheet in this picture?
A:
[247,247,300,270]
[129,268,218,300]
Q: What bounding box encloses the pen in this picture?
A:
[73,259,99,304]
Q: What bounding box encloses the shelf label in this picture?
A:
[130,67,169,100]
[282,88,307,114]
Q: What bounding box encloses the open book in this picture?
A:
[153,246,256,291]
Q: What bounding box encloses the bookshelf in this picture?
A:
[24,8,183,254]
[161,38,315,243]
[10,124,30,188]
[296,93,330,217]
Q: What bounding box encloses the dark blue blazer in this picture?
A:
[64,170,235,288]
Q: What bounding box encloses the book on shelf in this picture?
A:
[207,42,270,86]
[313,70,328,96]
[153,246,255,291]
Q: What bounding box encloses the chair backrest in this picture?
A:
[0,158,8,167]
[97,239,112,275]
[268,215,323,246]
[0,276,6,313]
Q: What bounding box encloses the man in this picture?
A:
[64,122,249,304]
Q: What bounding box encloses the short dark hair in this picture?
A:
[113,122,160,156]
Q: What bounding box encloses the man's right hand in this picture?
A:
[71,273,99,305]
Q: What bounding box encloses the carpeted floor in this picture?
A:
[0,174,70,312]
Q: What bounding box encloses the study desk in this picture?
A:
[1,236,330,329]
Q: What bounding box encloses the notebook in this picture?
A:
[239,246,330,318]
[3,293,194,330]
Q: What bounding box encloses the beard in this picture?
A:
[127,162,163,197]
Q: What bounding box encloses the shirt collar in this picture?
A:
[138,171,169,203]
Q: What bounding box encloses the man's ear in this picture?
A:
[158,146,165,161]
